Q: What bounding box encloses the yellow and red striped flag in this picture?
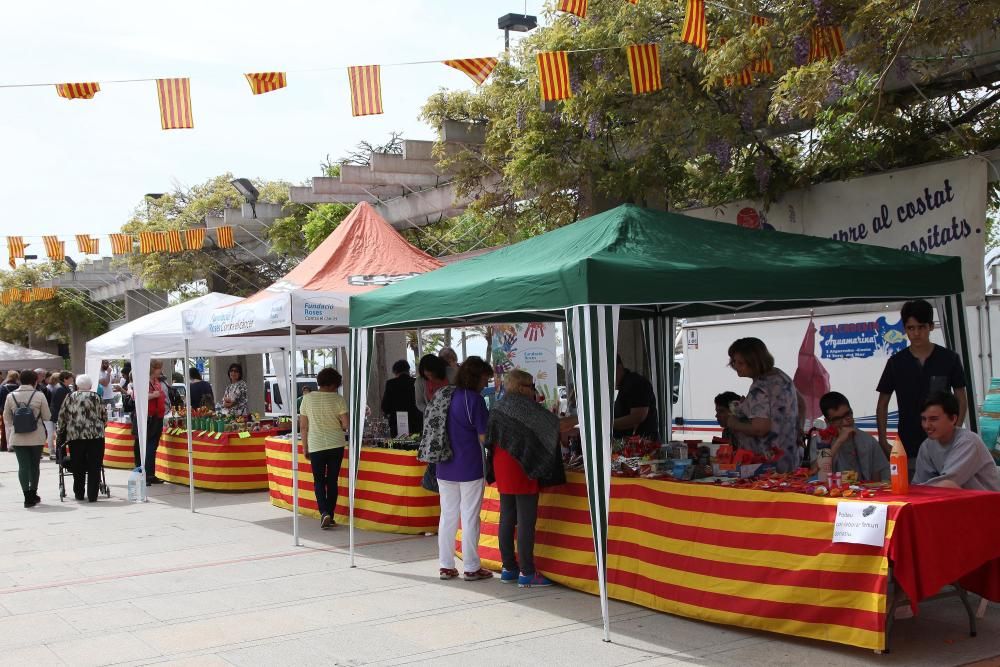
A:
[216,226,235,249]
[557,0,587,18]
[750,16,774,74]
[626,44,663,95]
[245,72,287,95]
[347,66,383,117]
[138,231,169,254]
[1,288,18,306]
[443,58,499,86]
[183,228,206,251]
[167,230,183,253]
[110,233,133,255]
[75,235,99,254]
[681,0,708,51]
[537,51,572,102]
[56,82,101,100]
[720,38,754,87]
[809,25,846,62]
[43,236,65,261]
[156,78,194,130]
[7,236,25,269]
[30,287,55,302]
[19,288,31,303]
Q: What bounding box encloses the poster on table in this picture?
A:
[491,323,558,410]
[686,156,988,304]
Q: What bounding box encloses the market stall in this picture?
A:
[195,201,444,544]
[465,473,1000,651]
[348,203,987,646]
[86,291,344,510]
[264,436,438,533]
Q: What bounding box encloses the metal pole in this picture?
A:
[183,337,195,513]
[290,317,300,546]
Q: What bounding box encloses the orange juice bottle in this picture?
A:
[889,438,909,495]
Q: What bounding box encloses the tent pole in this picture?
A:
[184,337,195,513]
[349,332,357,567]
[666,316,674,442]
[290,321,300,547]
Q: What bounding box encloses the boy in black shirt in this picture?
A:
[876,299,967,461]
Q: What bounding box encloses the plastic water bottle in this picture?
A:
[127,467,147,503]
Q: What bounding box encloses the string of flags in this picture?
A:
[6,227,236,269]
[0,287,57,305]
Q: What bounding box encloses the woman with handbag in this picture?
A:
[434,356,494,582]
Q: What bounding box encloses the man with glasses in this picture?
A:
[809,391,890,482]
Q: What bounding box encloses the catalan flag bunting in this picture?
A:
[720,38,753,87]
[19,288,31,303]
[1,288,18,306]
[184,228,206,251]
[156,78,194,130]
[681,0,708,51]
[751,16,774,74]
[56,82,101,100]
[626,44,663,95]
[75,235,99,255]
[110,234,133,255]
[139,231,169,254]
[537,51,573,102]
[167,230,183,253]
[7,236,25,269]
[30,287,55,302]
[216,226,235,249]
[809,25,846,62]
[347,66,383,117]
[43,236,65,261]
[245,72,287,95]
[557,0,587,18]
[443,58,499,86]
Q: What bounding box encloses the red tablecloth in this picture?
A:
[886,485,1000,610]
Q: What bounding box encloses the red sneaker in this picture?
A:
[439,568,459,580]
[463,568,494,582]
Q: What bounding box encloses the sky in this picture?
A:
[0,1,545,262]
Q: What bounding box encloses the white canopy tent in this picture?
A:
[86,292,346,515]
[0,341,63,370]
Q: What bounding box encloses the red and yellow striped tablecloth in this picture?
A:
[154,428,274,491]
[265,437,440,534]
[470,473,904,651]
[104,421,135,469]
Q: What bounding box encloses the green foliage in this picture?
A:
[303,204,353,251]
[421,0,1000,229]
[0,263,109,345]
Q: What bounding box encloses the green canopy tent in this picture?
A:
[347,204,973,641]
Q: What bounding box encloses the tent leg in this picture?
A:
[290,323,300,547]
[184,338,195,513]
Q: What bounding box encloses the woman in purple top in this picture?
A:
[437,356,494,582]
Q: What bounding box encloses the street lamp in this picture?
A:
[498,12,537,52]
[231,178,259,219]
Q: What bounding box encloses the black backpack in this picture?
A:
[11,390,40,434]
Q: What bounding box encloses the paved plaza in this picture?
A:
[2,454,999,667]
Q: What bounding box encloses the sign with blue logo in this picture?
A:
[819,317,907,360]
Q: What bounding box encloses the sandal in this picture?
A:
[439,568,459,580]
[463,568,494,582]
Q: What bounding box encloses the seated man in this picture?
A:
[810,392,889,482]
[714,391,746,449]
[913,391,1000,491]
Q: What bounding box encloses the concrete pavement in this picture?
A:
[2,453,999,666]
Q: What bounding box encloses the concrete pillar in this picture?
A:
[124,290,167,321]
[68,320,88,375]
[210,354,264,416]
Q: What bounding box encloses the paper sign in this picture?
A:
[832,502,888,547]
[238,431,251,439]
[396,411,410,437]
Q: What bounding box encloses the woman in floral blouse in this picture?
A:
[56,374,107,502]
[222,363,249,416]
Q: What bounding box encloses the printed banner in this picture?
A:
[491,322,559,411]
[685,157,988,303]
[819,317,907,360]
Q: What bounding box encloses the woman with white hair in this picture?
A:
[56,374,107,502]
